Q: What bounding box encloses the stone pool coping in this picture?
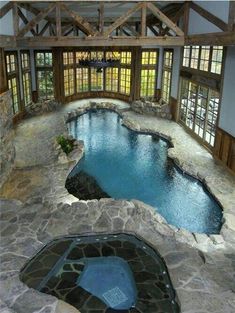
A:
[63,101,235,249]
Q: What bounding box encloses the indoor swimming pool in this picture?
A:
[67,109,222,234]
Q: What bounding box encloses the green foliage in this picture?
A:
[57,135,74,155]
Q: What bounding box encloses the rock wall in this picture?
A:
[132,99,172,119]
[0,90,15,188]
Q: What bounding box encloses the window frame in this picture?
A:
[179,77,220,149]
[21,50,32,107]
[140,49,158,99]
[35,50,54,100]
[161,49,173,104]
[5,51,21,115]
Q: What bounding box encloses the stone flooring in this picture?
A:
[0,98,235,313]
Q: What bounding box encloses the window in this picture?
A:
[120,68,131,95]
[64,69,75,96]
[106,67,119,92]
[62,49,133,98]
[63,51,75,97]
[199,46,210,72]
[211,46,223,74]
[35,51,54,100]
[76,68,89,92]
[182,46,224,75]
[6,52,20,114]
[183,46,191,67]
[161,50,173,103]
[121,51,131,65]
[180,78,220,147]
[21,51,32,106]
[90,67,103,91]
[120,50,132,96]
[140,50,157,98]
[190,46,199,69]
[63,51,74,65]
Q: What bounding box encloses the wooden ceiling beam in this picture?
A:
[17,3,56,37]
[60,3,96,36]
[0,1,13,18]
[186,31,235,45]
[103,2,142,37]
[13,35,184,47]
[18,8,37,37]
[190,1,228,32]
[147,2,184,36]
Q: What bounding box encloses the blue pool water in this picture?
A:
[67,109,222,234]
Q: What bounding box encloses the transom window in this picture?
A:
[211,46,223,74]
[182,46,224,75]
[180,78,220,147]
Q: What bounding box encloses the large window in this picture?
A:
[120,51,132,96]
[161,49,173,103]
[63,51,75,96]
[5,52,20,114]
[140,50,157,98]
[21,51,32,106]
[180,78,220,147]
[75,51,89,93]
[182,46,224,75]
[35,51,54,100]
[106,67,119,92]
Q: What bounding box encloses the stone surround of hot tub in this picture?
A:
[0,98,235,313]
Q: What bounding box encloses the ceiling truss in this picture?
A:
[0,1,234,48]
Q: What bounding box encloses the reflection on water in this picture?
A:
[68,110,222,234]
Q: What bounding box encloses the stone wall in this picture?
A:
[25,99,61,117]
[0,90,15,188]
[132,99,172,119]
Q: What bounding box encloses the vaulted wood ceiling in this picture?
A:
[0,1,234,47]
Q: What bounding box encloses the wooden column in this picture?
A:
[228,0,235,32]
[56,2,61,37]
[131,47,142,101]
[183,2,190,36]
[141,2,146,36]
[52,48,64,104]
[99,2,104,35]
[0,48,8,94]
[12,2,19,36]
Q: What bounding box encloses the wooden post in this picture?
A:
[99,2,104,35]
[0,48,8,94]
[183,2,190,36]
[12,2,19,36]
[56,2,61,37]
[52,48,64,104]
[228,0,235,32]
[141,2,146,36]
